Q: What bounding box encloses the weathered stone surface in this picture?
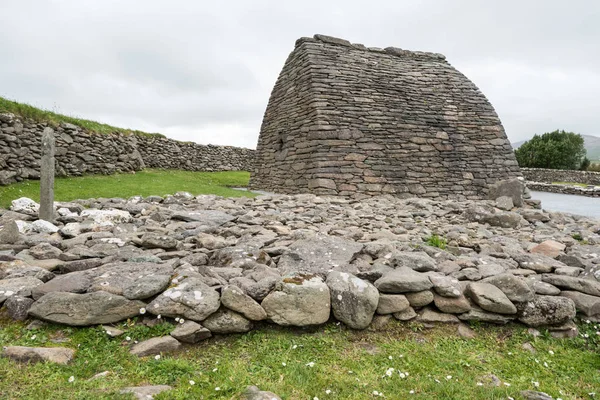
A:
[261,274,330,326]
[376,294,410,314]
[458,306,515,324]
[404,290,434,307]
[0,276,43,304]
[89,262,173,300]
[146,278,220,322]
[393,306,417,321]
[530,280,561,295]
[221,285,267,321]
[0,221,20,244]
[242,386,282,400]
[249,35,521,199]
[417,307,460,324]
[29,291,145,326]
[31,271,91,300]
[277,235,362,275]
[326,271,379,329]
[466,282,517,314]
[488,178,524,207]
[4,295,34,320]
[541,274,600,297]
[170,321,212,343]
[560,291,600,317]
[130,336,181,357]
[517,295,576,327]
[202,308,253,333]
[140,233,178,250]
[390,251,437,272]
[514,253,564,273]
[519,391,553,400]
[429,275,462,298]
[433,293,471,314]
[2,346,75,364]
[120,385,172,400]
[482,274,534,302]
[374,267,433,293]
[530,240,566,258]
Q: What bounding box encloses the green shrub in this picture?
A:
[425,234,447,249]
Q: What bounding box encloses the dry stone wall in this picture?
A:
[250,34,521,200]
[522,168,600,186]
[0,113,254,185]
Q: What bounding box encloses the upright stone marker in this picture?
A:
[39,127,55,221]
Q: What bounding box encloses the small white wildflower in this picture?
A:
[586,319,591,324]
[476,382,483,386]
[385,368,394,377]
[503,382,511,387]
[189,380,195,385]
[348,370,353,374]
[292,345,298,349]
[325,389,331,394]
[179,318,185,324]
[134,341,138,344]
[372,391,379,396]
[139,307,146,314]
[508,397,515,400]
[435,379,441,383]
[306,361,315,368]
[126,336,131,341]
[399,372,406,379]
[215,387,220,391]
[409,390,415,394]
[212,368,218,372]
[68,376,75,383]
[30,335,36,340]
[388,355,393,360]
[154,355,161,360]
[508,352,512,355]
[282,362,287,366]
[175,317,180,322]
[596,331,600,335]
[548,350,554,355]
[584,333,590,338]
[543,362,549,367]
[446,375,452,380]
[314,397,319,400]
[157,314,161,319]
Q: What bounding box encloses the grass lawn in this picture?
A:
[551,182,590,187]
[0,169,254,209]
[0,316,599,400]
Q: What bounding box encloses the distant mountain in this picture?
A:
[512,134,600,161]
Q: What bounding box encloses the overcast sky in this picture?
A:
[1,1,598,149]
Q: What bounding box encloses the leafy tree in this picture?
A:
[514,130,587,170]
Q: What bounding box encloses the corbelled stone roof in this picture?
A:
[249,34,521,199]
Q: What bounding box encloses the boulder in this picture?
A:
[277,235,363,275]
[221,285,267,321]
[130,336,181,357]
[261,274,330,326]
[0,276,44,304]
[433,293,471,314]
[170,321,212,343]
[4,295,34,320]
[428,275,462,298]
[376,294,410,315]
[495,196,514,211]
[31,271,92,300]
[560,291,600,317]
[120,386,172,400]
[390,251,437,272]
[2,346,75,364]
[530,240,566,258]
[326,271,379,329]
[88,262,173,300]
[487,178,524,207]
[10,198,40,216]
[242,386,282,400]
[393,307,417,321]
[140,233,178,250]
[202,308,253,333]
[542,274,600,297]
[80,209,132,225]
[146,278,220,322]
[481,274,534,302]
[374,267,433,293]
[517,295,576,327]
[466,282,517,314]
[405,290,434,307]
[0,221,20,244]
[29,291,145,326]
[513,253,565,273]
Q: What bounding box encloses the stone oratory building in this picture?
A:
[249,34,521,199]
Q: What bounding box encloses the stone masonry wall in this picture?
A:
[522,168,600,186]
[0,113,254,185]
[250,34,521,200]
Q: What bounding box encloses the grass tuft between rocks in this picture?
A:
[0,169,255,209]
[1,314,599,400]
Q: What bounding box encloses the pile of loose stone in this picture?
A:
[1,190,600,348]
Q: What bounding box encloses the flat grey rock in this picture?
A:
[261,274,330,327]
[517,295,576,327]
[2,346,75,364]
[88,262,174,300]
[482,273,534,302]
[559,291,600,317]
[130,336,181,357]
[417,308,460,324]
[146,278,220,322]
[542,274,600,297]
[390,251,437,272]
[221,285,267,321]
[326,271,379,329]
[242,385,282,400]
[458,306,515,324]
[374,267,433,293]
[466,282,517,314]
[170,320,212,343]
[0,276,44,304]
[29,291,145,326]
[120,385,172,400]
[202,308,253,333]
[376,294,410,315]
[433,293,471,314]
[405,290,434,307]
[429,275,462,298]
[4,295,34,320]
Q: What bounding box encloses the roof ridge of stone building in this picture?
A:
[294,34,447,62]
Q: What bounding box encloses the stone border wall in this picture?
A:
[526,182,600,197]
[521,168,600,185]
[0,113,255,185]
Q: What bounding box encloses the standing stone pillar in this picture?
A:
[39,127,55,221]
